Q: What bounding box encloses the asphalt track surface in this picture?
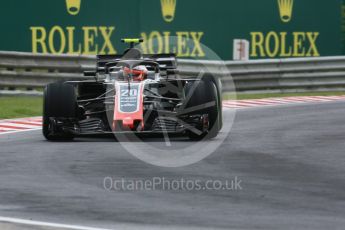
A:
[0,101,345,229]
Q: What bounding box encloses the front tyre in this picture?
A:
[184,79,221,140]
[43,83,77,141]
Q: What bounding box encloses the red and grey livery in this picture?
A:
[42,38,222,141]
[113,82,145,130]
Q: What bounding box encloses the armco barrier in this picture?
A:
[1,51,345,94]
[179,57,345,93]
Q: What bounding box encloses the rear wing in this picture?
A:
[96,53,177,73]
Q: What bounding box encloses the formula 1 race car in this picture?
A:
[43,38,222,141]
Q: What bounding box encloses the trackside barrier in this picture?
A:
[1,51,345,94]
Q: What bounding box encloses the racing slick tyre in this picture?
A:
[184,78,221,140]
[43,83,77,141]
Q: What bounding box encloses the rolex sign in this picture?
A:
[0,0,341,60]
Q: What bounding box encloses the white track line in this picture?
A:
[0,216,210,230]
[0,216,111,230]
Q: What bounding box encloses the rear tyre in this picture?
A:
[43,83,77,141]
[184,79,221,140]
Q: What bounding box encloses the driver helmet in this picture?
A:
[124,65,147,81]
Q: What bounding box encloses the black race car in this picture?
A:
[43,39,222,141]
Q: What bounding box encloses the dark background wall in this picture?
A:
[0,0,342,60]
